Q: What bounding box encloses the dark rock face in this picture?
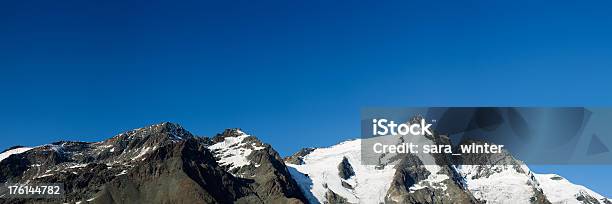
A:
[550,176,563,180]
[89,139,245,204]
[284,148,316,165]
[576,191,603,204]
[340,181,353,190]
[337,157,355,180]
[324,189,349,204]
[531,188,552,204]
[385,153,480,204]
[0,123,306,204]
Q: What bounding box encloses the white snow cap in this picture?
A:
[287,139,396,204]
[0,147,33,163]
[208,129,265,173]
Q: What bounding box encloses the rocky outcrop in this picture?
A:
[337,157,355,180]
[284,148,315,165]
[324,189,349,204]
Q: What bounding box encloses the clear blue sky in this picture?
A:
[1,0,611,197]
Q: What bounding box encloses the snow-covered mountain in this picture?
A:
[286,139,397,203]
[284,138,611,204]
[1,122,610,204]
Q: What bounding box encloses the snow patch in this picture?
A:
[48,144,63,152]
[116,170,128,176]
[36,173,54,179]
[132,147,151,161]
[0,147,33,162]
[458,165,535,204]
[252,143,265,150]
[208,131,261,171]
[98,145,113,149]
[535,174,610,204]
[67,163,88,169]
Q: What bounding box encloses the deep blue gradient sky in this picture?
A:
[2,0,612,197]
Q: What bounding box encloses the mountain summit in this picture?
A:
[0,123,304,204]
[0,123,609,204]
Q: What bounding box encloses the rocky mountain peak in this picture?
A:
[211,128,248,142]
[284,147,316,165]
[148,121,186,133]
[112,122,193,141]
[0,125,307,204]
